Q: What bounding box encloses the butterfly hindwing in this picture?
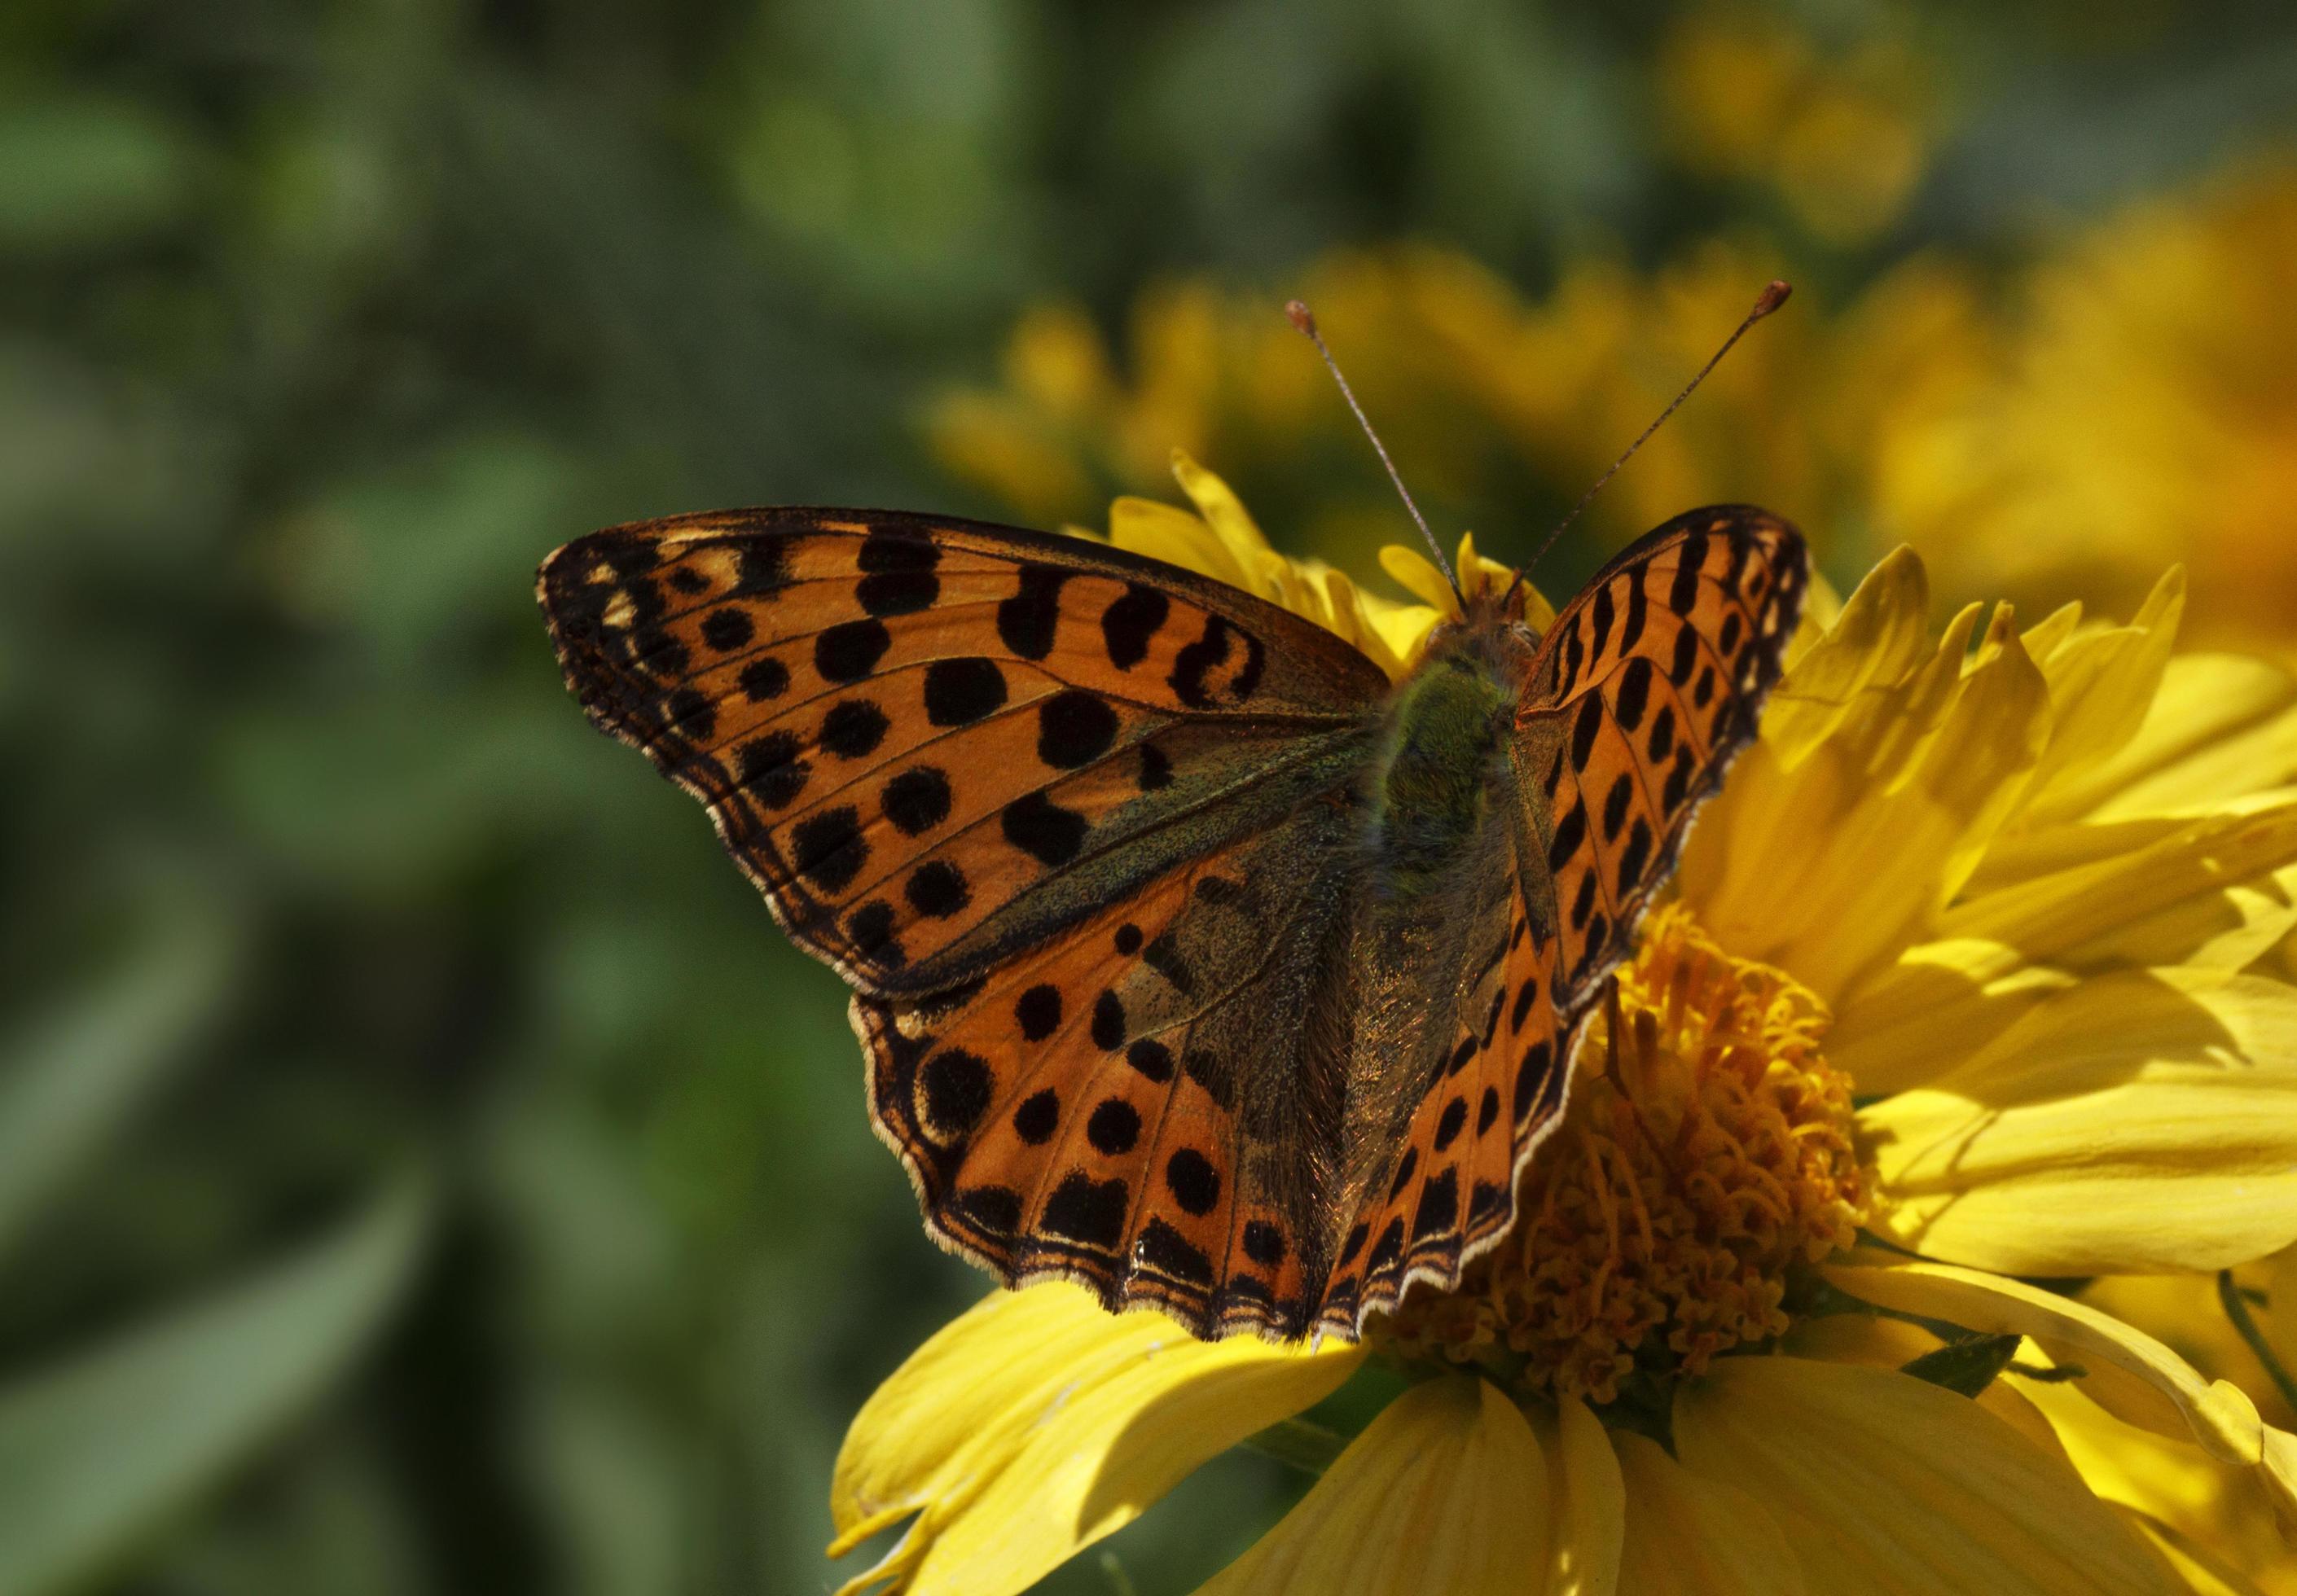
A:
[856,811,1364,1340]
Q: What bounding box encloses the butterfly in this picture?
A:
[538,502,1806,1343]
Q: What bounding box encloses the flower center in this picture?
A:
[1373,906,1871,1408]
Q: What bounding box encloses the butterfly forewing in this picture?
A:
[1522,505,1808,1013]
[540,510,1385,994]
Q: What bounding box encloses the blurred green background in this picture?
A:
[5,2,2296,1592]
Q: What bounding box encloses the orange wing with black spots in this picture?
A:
[854,813,1367,1340]
[540,509,1385,997]
[540,507,1387,1339]
[1521,505,1807,1011]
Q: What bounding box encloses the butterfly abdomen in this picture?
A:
[1368,651,1520,895]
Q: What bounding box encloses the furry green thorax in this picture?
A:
[1368,636,1524,894]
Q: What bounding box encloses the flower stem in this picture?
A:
[2217,1269,2297,1414]
[1241,1416,1350,1477]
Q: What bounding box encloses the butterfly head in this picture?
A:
[1420,563,1544,660]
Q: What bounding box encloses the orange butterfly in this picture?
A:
[538,498,1806,1343]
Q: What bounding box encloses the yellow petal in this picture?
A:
[1170,449,1278,574]
[1004,300,1117,417]
[1759,544,1935,772]
[830,1282,1360,1596]
[1612,1430,1804,1594]
[1315,565,1412,681]
[2273,1247,2297,1386]
[2266,1425,2297,1543]
[1859,968,2297,1273]
[1834,804,2297,1094]
[1939,804,2297,973]
[2016,566,2187,826]
[1108,494,1251,590]
[1378,542,1463,618]
[1453,530,1555,629]
[2080,1261,2297,1433]
[2050,651,2297,824]
[1541,1396,1623,1596]
[2011,1365,2297,1594]
[2116,1508,2277,1596]
[1683,598,2051,1000]
[1823,1259,2265,1469]
[1673,1355,2180,1594]
[1195,1376,1548,1595]
[1781,1304,1942,1368]
[2019,598,2087,664]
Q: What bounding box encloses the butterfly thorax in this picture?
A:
[1367,613,1535,897]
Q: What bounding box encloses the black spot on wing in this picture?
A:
[1669,534,1706,615]
[1036,690,1119,768]
[925,657,1008,726]
[858,568,938,616]
[1014,984,1062,1041]
[1043,1172,1128,1248]
[1012,1089,1061,1144]
[701,607,753,651]
[997,565,1068,660]
[1004,791,1088,866]
[819,697,889,759]
[881,766,953,835]
[739,656,790,703]
[817,619,892,683]
[1614,656,1653,731]
[904,860,971,919]
[737,731,809,809]
[1618,818,1654,895]
[858,524,940,572]
[1101,585,1169,669]
[792,805,867,892]
[1571,693,1602,770]
[1136,1217,1213,1285]
[1164,1148,1221,1216]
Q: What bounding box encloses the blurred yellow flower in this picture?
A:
[926,240,1996,585]
[1657,8,1944,243]
[1889,160,2297,652]
[828,469,2297,1594]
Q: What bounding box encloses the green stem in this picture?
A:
[2217,1269,2297,1414]
[1240,1415,1350,1477]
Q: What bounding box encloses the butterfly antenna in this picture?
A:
[1286,299,1462,604]
[1528,279,1793,574]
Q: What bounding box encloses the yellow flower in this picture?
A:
[828,469,2297,1594]
[1885,160,2297,655]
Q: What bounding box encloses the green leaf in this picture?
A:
[0,920,236,1261]
[1900,1332,2023,1399]
[0,1177,428,1596]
